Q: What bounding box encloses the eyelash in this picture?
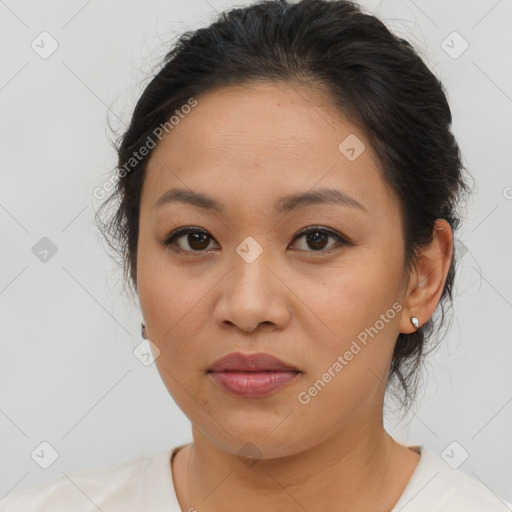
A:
[163,225,352,255]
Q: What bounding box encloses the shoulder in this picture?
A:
[0,448,172,512]
[394,445,512,512]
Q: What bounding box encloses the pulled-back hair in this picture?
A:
[96,0,471,410]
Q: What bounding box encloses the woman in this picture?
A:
[1,0,510,510]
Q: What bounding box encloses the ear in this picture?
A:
[399,219,454,334]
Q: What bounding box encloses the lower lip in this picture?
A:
[208,371,301,398]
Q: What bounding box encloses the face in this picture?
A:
[137,82,410,458]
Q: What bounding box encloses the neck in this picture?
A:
[177,416,415,512]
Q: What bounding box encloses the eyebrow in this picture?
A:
[153,187,367,213]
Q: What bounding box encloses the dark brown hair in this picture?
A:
[96,0,471,410]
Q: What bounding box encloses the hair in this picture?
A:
[96,0,471,411]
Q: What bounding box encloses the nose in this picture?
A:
[213,249,292,334]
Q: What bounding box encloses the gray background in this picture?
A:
[1,0,511,504]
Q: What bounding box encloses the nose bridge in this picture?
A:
[214,238,290,332]
[230,238,273,302]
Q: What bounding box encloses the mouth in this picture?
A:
[208,351,301,373]
[207,352,302,398]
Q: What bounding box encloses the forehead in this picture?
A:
[150,81,369,160]
[142,81,395,217]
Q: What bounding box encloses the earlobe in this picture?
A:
[410,316,420,329]
[399,219,453,334]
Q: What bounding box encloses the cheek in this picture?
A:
[137,242,187,348]
[317,257,400,329]
[138,228,190,320]
[294,289,400,434]
[304,253,404,381]
[136,243,219,379]
[138,272,203,352]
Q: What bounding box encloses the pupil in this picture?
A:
[189,233,209,250]
[307,231,327,250]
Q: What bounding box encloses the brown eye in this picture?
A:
[164,227,218,253]
[290,226,350,253]
[163,225,351,255]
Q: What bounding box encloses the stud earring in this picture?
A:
[410,316,420,329]
[141,321,147,339]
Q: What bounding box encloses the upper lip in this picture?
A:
[208,352,301,372]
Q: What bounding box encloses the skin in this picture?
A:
[136,81,453,511]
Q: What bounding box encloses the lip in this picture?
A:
[208,352,302,398]
[208,351,300,372]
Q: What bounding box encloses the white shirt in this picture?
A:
[1,444,510,511]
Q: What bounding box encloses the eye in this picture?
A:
[289,226,351,253]
[163,225,351,255]
[163,226,218,253]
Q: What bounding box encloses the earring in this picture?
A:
[141,321,147,339]
[410,316,420,329]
